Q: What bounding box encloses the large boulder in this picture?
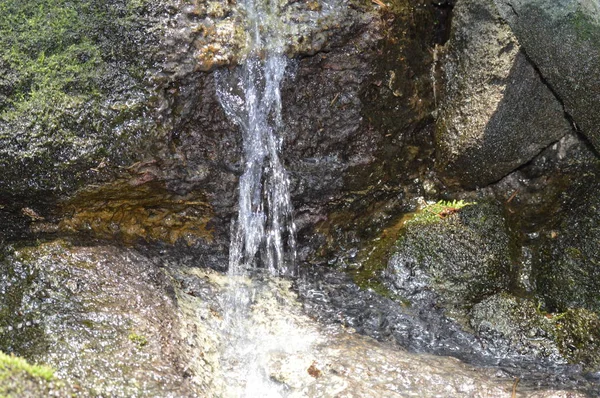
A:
[0,241,198,396]
[0,0,163,199]
[470,293,600,370]
[532,174,600,314]
[494,0,600,151]
[435,0,572,188]
[0,0,445,259]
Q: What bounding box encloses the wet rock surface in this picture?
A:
[0,0,164,200]
[435,0,572,188]
[159,263,597,397]
[386,202,512,314]
[494,0,600,151]
[2,240,592,397]
[531,165,600,315]
[153,0,442,258]
[0,241,195,397]
[296,264,600,395]
[1,0,600,396]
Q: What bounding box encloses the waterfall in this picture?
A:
[214,0,298,394]
[216,4,296,278]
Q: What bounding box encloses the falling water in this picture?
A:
[216,6,296,278]
[214,0,298,394]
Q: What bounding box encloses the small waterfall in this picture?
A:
[216,5,296,278]
[214,0,298,394]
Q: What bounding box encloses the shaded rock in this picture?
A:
[155,0,442,257]
[470,294,564,364]
[475,130,600,316]
[470,131,598,298]
[435,0,572,188]
[495,0,600,151]
[532,172,600,314]
[471,293,600,371]
[386,201,512,314]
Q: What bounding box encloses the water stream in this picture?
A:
[214,0,298,394]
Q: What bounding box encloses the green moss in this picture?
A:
[407,200,474,225]
[571,9,600,43]
[0,0,158,195]
[553,308,600,369]
[128,333,148,348]
[349,215,411,301]
[0,351,53,382]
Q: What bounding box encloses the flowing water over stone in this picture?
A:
[214,0,300,394]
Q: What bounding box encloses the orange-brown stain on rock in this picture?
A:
[307,361,321,378]
[59,180,214,246]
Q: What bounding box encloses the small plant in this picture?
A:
[128,332,148,348]
[407,200,474,225]
[0,351,54,381]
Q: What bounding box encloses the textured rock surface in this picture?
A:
[495,0,600,151]
[1,241,594,396]
[171,265,592,397]
[150,0,442,260]
[386,202,512,313]
[0,0,163,199]
[533,172,600,314]
[0,241,196,397]
[435,0,572,188]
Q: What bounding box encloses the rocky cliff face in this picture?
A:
[1,0,600,396]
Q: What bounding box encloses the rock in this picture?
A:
[149,0,443,257]
[0,241,197,397]
[470,294,564,364]
[494,0,600,151]
[435,0,572,188]
[0,351,72,397]
[471,293,600,370]
[0,0,444,256]
[0,0,162,199]
[171,264,592,397]
[1,240,593,396]
[532,172,600,314]
[386,201,512,314]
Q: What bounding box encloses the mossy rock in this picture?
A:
[533,177,600,313]
[0,0,161,198]
[470,293,600,370]
[470,293,563,363]
[0,240,195,396]
[0,351,72,397]
[386,202,512,312]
